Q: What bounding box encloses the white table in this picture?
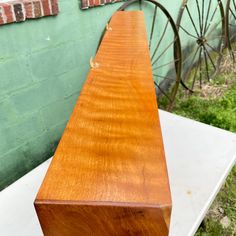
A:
[1,110,236,236]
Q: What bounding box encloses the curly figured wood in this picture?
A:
[35,11,171,236]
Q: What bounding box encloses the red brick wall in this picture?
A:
[0,0,58,25]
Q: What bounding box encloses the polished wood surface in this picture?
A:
[35,11,171,235]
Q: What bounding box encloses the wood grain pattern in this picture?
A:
[35,203,170,236]
[35,11,172,235]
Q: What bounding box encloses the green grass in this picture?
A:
[173,83,236,132]
[195,165,236,236]
[160,75,236,235]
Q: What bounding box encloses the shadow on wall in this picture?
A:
[0,140,59,190]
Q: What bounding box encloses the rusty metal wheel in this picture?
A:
[177,0,225,92]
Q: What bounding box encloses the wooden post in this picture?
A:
[35,11,172,236]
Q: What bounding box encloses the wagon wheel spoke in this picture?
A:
[153,74,175,81]
[179,25,198,39]
[151,19,169,61]
[203,0,212,34]
[152,38,177,66]
[205,42,222,56]
[201,0,205,33]
[149,5,157,50]
[139,0,142,10]
[195,0,203,34]
[185,5,201,37]
[204,1,221,34]
[152,59,180,71]
[229,7,236,20]
[233,0,236,10]
[199,48,203,88]
[203,47,210,82]
[191,47,202,90]
[205,18,224,38]
[203,45,216,71]
[154,81,172,102]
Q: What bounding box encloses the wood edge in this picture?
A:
[34,200,172,234]
[156,110,173,205]
[34,200,172,230]
[160,204,172,229]
[34,199,171,210]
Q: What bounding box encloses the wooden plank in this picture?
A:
[35,11,171,235]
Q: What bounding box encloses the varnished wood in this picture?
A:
[35,11,171,235]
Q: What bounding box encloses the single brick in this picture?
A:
[1,3,14,24]
[10,84,44,114]
[94,0,100,6]
[50,0,58,15]
[11,78,65,114]
[88,0,94,7]
[0,98,18,128]
[0,112,45,155]
[40,95,77,129]
[0,57,33,96]
[29,43,76,80]
[0,7,4,25]
[24,1,33,18]
[58,67,86,97]
[81,0,89,9]
[13,3,25,22]
[37,78,66,105]
[41,0,51,16]
[33,0,42,18]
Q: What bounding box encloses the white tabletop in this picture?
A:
[1,110,236,236]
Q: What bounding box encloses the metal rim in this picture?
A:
[176,0,225,92]
[226,0,236,62]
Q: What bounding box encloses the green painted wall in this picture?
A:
[0,0,122,190]
[0,0,224,190]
